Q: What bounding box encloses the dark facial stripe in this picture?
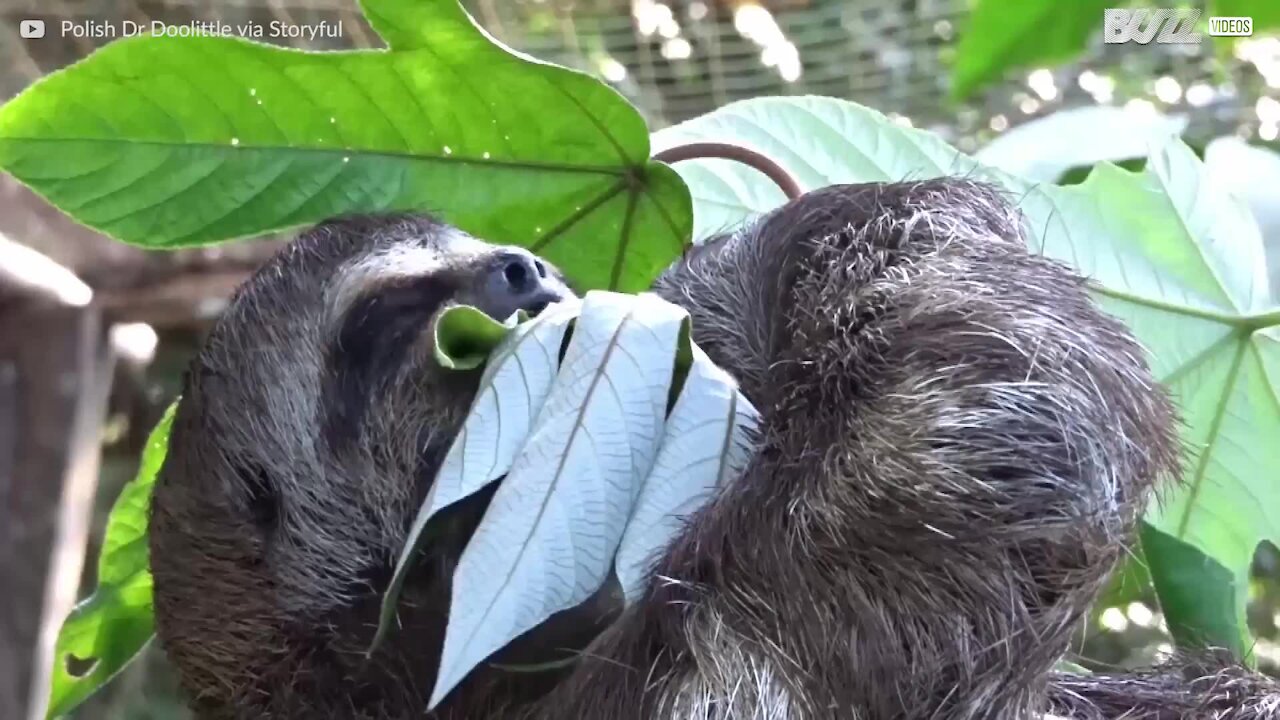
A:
[323,275,456,449]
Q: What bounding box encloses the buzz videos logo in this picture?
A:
[1103,9,1253,44]
[19,19,46,39]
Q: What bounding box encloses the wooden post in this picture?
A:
[0,238,114,720]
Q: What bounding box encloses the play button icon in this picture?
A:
[20,20,46,39]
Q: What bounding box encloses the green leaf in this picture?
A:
[1034,143,1280,658]
[950,1,1278,100]
[651,97,985,243]
[0,0,690,292]
[1213,0,1280,32]
[974,106,1186,184]
[434,304,519,370]
[1097,552,1154,611]
[652,96,1280,658]
[951,0,1110,101]
[45,404,176,719]
[1053,659,1092,675]
[1142,521,1248,657]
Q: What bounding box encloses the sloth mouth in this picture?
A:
[464,289,570,327]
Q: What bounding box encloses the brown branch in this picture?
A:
[652,142,801,201]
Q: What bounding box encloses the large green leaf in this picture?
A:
[1141,521,1246,657]
[0,0,690,292]
[974,106,1187,183]
[951,0,1110,101]
[1026,144,1279,660]
[45,405,176,719]
[651,96,985,242]
[651,96,1280,656]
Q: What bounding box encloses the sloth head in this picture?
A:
[149,215,574,714]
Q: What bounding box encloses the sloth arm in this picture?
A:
[510,179,1180,719]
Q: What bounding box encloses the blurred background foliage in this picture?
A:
[0,0,1277,718]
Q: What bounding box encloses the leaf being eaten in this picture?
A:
[373,300,579,653]
[429,291,687,707]
[615,344,760,603]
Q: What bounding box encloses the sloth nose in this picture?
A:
[481,250,566,320]
[499,251,547,293]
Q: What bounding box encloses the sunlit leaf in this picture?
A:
[975,106,1187,183]
[1203,137,1280,304]
[651,96,983,242]
[0,0,691,291]
[433,304,523,370]
[950,0,1109,101]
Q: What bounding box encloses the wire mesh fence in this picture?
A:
[1,0,1275,149]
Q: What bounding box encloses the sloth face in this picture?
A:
[316,218,573,452]
[153,215,574,620]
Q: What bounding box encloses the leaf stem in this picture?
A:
[653,142,801,201]
[1091,284,1263,329]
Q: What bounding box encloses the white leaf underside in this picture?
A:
[615,344,761,603]
[374,300,580,648]
[424,300,582,520]
[430,290,763,708]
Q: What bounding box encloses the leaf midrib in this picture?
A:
[1093,283,1280,330]
[715,388,742,487]
[373,314,569,654]
[447,309,636,679]
[0,135,630,177]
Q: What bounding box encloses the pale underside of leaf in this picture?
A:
[372,301,579,652]
[1148,330,1280,579]
[1145,141,1271,314]
[650,96,984,242]
[427,300,582,515]
[429,291,687,708]
[1083,144,1279,604]
[974,106,1188,184]
[615,345,761,603]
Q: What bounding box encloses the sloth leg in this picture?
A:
[522,179,1185,719]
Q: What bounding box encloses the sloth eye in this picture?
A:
[323,277,456,448]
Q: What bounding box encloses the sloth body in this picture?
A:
[149,180,1280,719]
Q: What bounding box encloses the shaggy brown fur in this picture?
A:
[149,180,1280,719]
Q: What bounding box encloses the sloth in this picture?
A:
[149,179,1280,719]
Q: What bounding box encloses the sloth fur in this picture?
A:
[149,179,1280,719]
